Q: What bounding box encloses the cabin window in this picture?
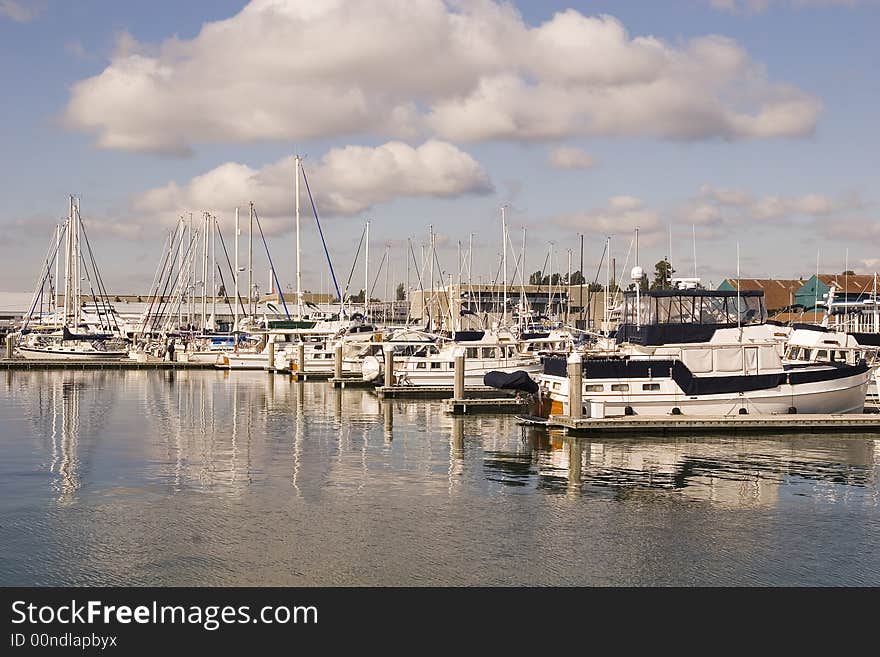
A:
[416,362,426,369]
[585,384,603,392]
[611,384,629,392]
[802,349,813,360]
[481,348,495,359]
[816,350,829,360]
[466,347,479,359]
[552,382,561,390]
[431,362,442,369]
[642,383,661,391]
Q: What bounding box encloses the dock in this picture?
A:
[0,358,216,370]
[443,397,532,415]
[378,385,517,400]
[329,376,376,388]
[290,370,334,381]
[547,413,880,435]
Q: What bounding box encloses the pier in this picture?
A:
[547,413,880,435]
[0,358,216,370]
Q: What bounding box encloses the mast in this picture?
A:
[295,155,303,318]
[177,216,183,331]
[547,242,553,319]
[567,248,572,324]
[234,207,240,332]
[501,205,507,326]
[248,202,254,317]
[365,220,370,321]
[385,241,390,326]
[429,225,434,330]
[520,227,526,331]
[211,215,217,324]
[604,236,611,332]
[72,197,81,328]
[469,233,474,316]
[202,212,208,331]
[63,196,73,327]
[54,223,61,321]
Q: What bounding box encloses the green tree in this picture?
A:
[650,259,675,290]
[350,289,365,303]
[569,270,586,285]
[529,270,544,285]
[842,270,855,276]
[396,283,405,300]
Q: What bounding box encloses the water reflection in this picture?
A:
[3,370,880,586]
[482,427,879,507]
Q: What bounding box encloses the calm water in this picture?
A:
[1,369,879,586]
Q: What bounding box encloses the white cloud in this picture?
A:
[548,146,597,170]
[64,1,821,153]
[682,184,863,226]
[132,140,492,233]
[0,0,40,22]
[553,195,664,244]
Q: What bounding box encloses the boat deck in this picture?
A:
[0,358,215,370]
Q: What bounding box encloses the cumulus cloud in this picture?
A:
[548,146,597,170]
[132,140,492,233]
[64,0,821,153]
[681,184,863,226]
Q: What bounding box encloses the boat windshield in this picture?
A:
[621,290,766,326]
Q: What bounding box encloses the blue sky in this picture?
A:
[1,0,878,295]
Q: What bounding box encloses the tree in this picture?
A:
[529,271,544,285]
[396,283,405,300]
[350,289,365,303]
[650,259,675,290]
[569,270,586,285]
[842,270,855,276]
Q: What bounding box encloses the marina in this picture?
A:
[3,0,880,599]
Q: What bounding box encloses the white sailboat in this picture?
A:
[17,196,127,359]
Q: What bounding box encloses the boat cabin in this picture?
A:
[616,289,767,346]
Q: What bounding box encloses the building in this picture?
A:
[794,273,880,311]
[717,278,804,314]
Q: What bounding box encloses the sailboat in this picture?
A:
[17,197,128,359]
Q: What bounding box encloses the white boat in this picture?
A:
[16,196,128,359]
[362,329,541,386]
[538,286,870,417]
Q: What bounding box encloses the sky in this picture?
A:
[1,0,879,297]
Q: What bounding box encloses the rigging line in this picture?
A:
[300,164,342,303]
[585,238,608,329]
[251,206,291,320]
[149,225,183,332]
[342,223,368,301]
[215,219,249,319]
[367,250,388,301]
[78,217,121,333]
[23,223,66,332]
[141,229,176,336]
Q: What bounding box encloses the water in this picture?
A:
[1,369,879,586]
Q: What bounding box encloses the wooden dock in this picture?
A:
[547,413,880,435]
[378,385,517,400]
[0,358,216,370]
[444,397,532,415]
[329,376,375,388]
[290,370,334,382]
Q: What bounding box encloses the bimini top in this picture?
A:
[616,288,767,346]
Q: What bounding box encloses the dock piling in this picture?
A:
[267,341,276,370]
[334,343,343,379]
[5,334,13,359]
[298,343,306,374]
[383,344,395,386]
[567,352,583,419]
[453,350,465,400]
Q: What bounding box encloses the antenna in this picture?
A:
[692,224,697,279]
